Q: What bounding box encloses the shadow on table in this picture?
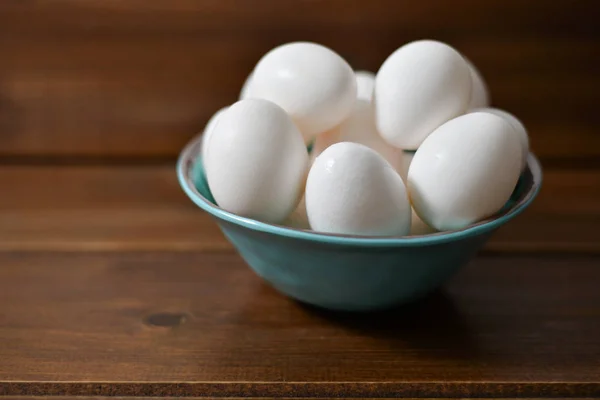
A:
[297,289,480,359]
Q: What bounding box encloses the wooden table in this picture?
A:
[1,1,599,398]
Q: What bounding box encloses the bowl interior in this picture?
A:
[177,134,542,246]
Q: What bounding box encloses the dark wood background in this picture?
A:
[0,1,599,398]
[1,0,598,161]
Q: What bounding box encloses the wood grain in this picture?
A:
[0,1,598,397]
[0,165,597,253]
[0,252,598,397]
[0,0,598,157]
[4,398,596,400]
[11,399,582,400]
[14,398,571,400]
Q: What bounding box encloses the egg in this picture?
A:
[312,69,403,171]
[249,42,357,141]
[205,98,309,223]
[410,208,438,235]
[310,126,341,161]
[282,194,310,229]
[355,70,375,102]
[306,142,411,236]
[312,99,404,172]
[374,40,472,150]
[393,151,438,235]
[470,107,529,172]
[201,106,228,163]
[239,72,254,100]
[397,150,414,183]
[408,112,522,231]
[465,58,490,109]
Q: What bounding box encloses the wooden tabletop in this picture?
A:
[1,1,599,398]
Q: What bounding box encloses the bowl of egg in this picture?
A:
[178,40,542,312]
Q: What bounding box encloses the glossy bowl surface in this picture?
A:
[177,135,542,311]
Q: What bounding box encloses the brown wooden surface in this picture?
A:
[3,396,591,400]
[1,0,599,159]
[0,0,599,398]
[0,252,599,397]
[0,165,598,253]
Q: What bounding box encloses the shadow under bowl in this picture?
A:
[177,135,542,311]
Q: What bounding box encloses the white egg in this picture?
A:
[398,151,437,236]
[374,40,472,149]
[249,42,357,141]
[396,152,438,236]
[470,107,529,172]
[397,150,415,183]
[239,71,254,100]
[465,58,490,109]
[201,106,228,163]
[310,125,340,160]
[205,98,309,223]
[355,70,375,102]
[312,99,404,172]
[282,194,310,229]
[306,142,411,236]
[408,112,522,231]
[410,208,437,235]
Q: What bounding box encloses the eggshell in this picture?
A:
[396,151,437,236]
[306,142,411,236]
[410,208,437,235]
[312,99,404,172]
[205,98,309,223]
[282,194,310,229]
[355,70,375,102]
[465,58,490,109]
[398,150,415,183]
[374,40,472,149]
[395,151,438,235]
[408,112,522,231]
[201,106,228,163]
[249,42,356,141]
[470,107,529,172]
[239,72,253,100]
[310,125,340,160]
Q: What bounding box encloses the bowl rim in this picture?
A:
[177,134,543,247]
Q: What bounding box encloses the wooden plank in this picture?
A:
[491,169,600,253]
[2,398,596,400]
[5,398,594,400]
[0,252,598,397]
[0,165,226,251]
[1,0,596,36]
[0,0,598,157]
[0,166,598,253]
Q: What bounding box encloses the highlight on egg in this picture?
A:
[312,99,404,173]
[201,106,228,164]
[312,71,404,173]
[204,98,309,224]
[407,112,523,231]
[374,39,472,150]
[469,107,530,172]
[305,142,411,236]
[193,39,531,238]
[248,41,357,142]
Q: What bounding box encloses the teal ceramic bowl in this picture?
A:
[177,135,542,311]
